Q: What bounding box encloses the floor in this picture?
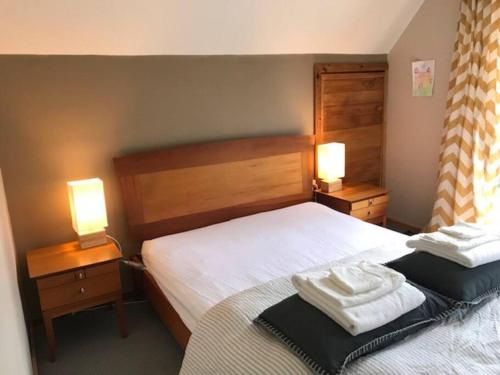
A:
[35,301,183,375]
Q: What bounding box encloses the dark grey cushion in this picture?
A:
[387,252,500,303]
[255,284,454,375]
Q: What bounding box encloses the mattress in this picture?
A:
[141,202,410,331]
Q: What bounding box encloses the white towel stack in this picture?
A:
[406,221,500,268]
[439,221,487,239]
[291,261,425,336]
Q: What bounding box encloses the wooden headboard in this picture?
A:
[114,135,315,240]
[314,63,388,185]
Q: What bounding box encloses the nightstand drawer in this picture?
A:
[351,195,388,211]
[86,262,119,278]
[350,203,387,220]
[39,270,121,311]
[37,262,119,290]
[37,272,76,290]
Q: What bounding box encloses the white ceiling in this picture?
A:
[0,0,424,55]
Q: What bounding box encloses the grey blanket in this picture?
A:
[181,270,500,374]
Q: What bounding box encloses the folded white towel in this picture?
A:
[438,221,486,240]
[416,240,500,268]
[406,232,500,252]
[298,282,425,336]
[329,262,384,294]
[292,262,405,308]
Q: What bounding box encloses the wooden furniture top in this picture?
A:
[114,135,315,241]
[316,183,388,203]
[27,241,121,279]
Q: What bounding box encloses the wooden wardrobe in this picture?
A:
[314,63,388,186]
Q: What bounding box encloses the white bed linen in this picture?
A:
[142,202,410,331]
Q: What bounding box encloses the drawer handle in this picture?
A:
[368,199,373,206]
[79,287,86,294]
[368,209,372,216]
[77,272,85,280]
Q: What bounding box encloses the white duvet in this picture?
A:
[142,202,410,331]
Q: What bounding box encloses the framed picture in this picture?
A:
[412,60,435,96]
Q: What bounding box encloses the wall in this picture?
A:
[0,0,422,55]
[385,0,460,229]
[0,54,386,316]
[0,170,32,375]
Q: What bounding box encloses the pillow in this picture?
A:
[386,252,500,304]
[255,284,454,375]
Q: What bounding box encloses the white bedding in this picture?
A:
[142,202,410,331]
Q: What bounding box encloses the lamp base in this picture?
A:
[78,230,108,249]
[320,179,342,193]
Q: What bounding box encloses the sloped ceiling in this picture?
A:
[0,0,424,55]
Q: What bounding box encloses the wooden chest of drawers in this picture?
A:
[27,241,127,362]
[315,183,389,226]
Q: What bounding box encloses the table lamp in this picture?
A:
[317,142,345,193]
[67,178,108,249]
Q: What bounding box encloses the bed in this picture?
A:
[114,134,317,347]
[141,202,409,333]
[114,135,500,374]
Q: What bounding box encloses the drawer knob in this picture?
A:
[368,199,373,206]
[79,287,86,294]
[368,209,372,216]
[77,272,84,280]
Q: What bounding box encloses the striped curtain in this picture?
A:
[429,0,500,231]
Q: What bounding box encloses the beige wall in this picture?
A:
[0,170,32,375]
[0,54,385,316]
[385,0,460,229]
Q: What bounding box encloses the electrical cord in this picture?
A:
[106,234,123,254]
[106,234,146,271]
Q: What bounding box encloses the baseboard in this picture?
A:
[386,218,422,234]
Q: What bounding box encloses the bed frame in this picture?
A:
[114,135,315,349]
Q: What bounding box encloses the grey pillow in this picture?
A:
[387,252,500,304]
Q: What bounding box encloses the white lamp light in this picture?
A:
[317,142,345,192]
[67,178,108,249]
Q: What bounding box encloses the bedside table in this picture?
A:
[315,183,389,226]
[27,241,128,362]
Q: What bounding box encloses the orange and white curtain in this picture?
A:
[429,0,500,231]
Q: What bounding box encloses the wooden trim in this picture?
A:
[114,135,315,176]
[314,62,387,186]
[143,271,191,350]
[314,65,324,172]
[314,63,388,75]
[127,195,310,240]
[41,292,121,320]
[386,218,422,234]
[128,254,190,349]
[114,135,315,241]
[381,68,389,186]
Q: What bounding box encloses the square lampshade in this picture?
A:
[67,178,108,236]
[317,142,345,182]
